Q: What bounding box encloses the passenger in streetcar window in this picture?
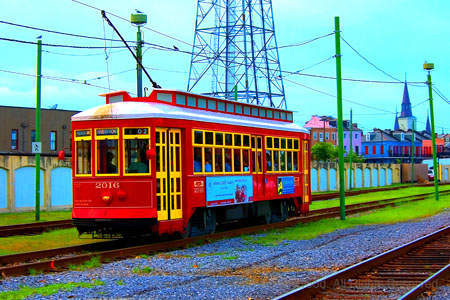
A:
[205,159,212,172]
[194,148,202,172]
[225,150,232,172]
[129,149,148,173]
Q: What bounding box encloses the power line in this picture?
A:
[43,49,128,57]
[0,37,126,49]
[71,0,193,47]
[275,32,335,49]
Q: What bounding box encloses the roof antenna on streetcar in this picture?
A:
[101,10,161,89]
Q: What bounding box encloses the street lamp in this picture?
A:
[131,11,147,97]
[424,62,439,200]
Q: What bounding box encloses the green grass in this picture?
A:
[68,256,101,271]
[132,265,153,274]
[0,280,104,300]
[222,255,239,260]
[0,210,72,226]
[311,183,411,195]
[246,193,450,246]
[0,228,101,256]
[310,185,450,210]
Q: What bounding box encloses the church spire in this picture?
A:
[426,111,431,133]
[394,108,399,131]
[400,81,413,117]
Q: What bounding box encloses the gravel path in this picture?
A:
[1,210,449,300]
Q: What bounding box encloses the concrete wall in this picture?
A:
[310,162,401,192]
[0,155,72,212]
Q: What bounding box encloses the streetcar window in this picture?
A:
[215,148,223,172]
[281,138,286,149]
[187,96,196,107]
[252,107,258,116]
[76,140,91,175]
[242,149,249,172]
[287,151,293,171]
[194,131,203,144]
[281,112,287,120]
[266,137,273,148]
[293,152,298,171]
[215,132,223,145]
[157,93,172,103]
[224,149,232,173]
[176,94,186,105]
[274,137,280,149]
[280,151,286,171]
[288,139,293,149]
[234,134,241,147]
[257,137,262,149]
[208,99,216,110]
[244,106,250,115]
[273,151,279,172]
[266,150,272,172]
[233,149,241,172]
[205,132,214,145]
[235,104,242,114]
[267,110,273,118]
[217,101,225,112]
[198,98,206,109]
[124,139,149,174]
[226,103,234,113]
[194,147,203,173]
[294,139,299,150]
[259,108,265,117]
[225,134,233,146]
[287,112,293,121]
[274,111,280,119]
[97,140,118,175]
[95,128,119,176]
[204,148,213,173]
[243,135,250,147]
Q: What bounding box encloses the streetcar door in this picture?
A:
[155,128,183,221]
[252,136,264,197]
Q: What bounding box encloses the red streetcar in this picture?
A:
[71,89,311,237]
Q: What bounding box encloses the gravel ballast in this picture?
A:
[1,210,449,300]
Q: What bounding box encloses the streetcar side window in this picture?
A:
[265,136,300,173]
[192,129,251,175]
[123,127,150,175]
[95,128,119,176]
[75,129,92,176]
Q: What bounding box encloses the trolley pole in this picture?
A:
[411,120,415,184]
[335,17,345,220]
[35,38,42,221]
[349,108,353,190]
[424,63,439,200]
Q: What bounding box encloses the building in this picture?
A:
[329,119,362,156]
[362,128,427,163]
[0,106,79,154]
[304,115,337,147]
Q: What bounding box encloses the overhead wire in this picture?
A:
[275,32,335,49]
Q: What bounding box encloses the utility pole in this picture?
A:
[411,120,415,183]
[424,62,439,200]
[35,38,42,221]
[349,108,353,190]
[335,17,345,220]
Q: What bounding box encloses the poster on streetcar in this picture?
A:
[206,175,253,207]
[277,176,295,195]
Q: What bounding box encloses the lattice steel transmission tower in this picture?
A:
[187,0,286,109]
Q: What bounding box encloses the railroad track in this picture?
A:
[311,182,450,201]
[0,219,73,237]
[1,189,448,278]
[274,225,450,300]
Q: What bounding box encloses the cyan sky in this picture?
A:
[0,0,448,133]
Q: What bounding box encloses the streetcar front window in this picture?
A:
[74,129,92,176]
[95,128,119,176]
[76,140,91,175]
[124,127,150,175]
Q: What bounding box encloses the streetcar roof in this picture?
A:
[72,101,309,134]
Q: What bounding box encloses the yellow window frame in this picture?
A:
[94,128,119,177]
[74,129,92,177]
[265,136,300,174]
[123,127,151,176]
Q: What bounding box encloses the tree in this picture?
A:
[344,152,366,163]
[311,142,338,162]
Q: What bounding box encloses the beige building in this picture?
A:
[0,106,78,154]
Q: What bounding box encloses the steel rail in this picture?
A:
[273,226,450,299]
[0,219,73,237]
[1,189,449,277]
